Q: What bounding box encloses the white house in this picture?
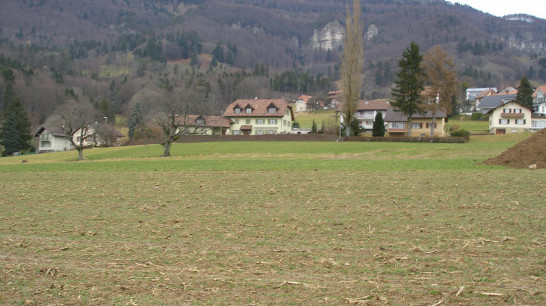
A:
[295,95,312,113]
[72,124,123,147]
[34,127,73,153]
[533,85,546,114]
[354,99,389,131]
[487,101,533,134]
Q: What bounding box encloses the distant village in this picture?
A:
[34,84,546,154]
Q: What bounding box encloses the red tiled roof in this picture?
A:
[297,95,312,103]
[476,89,495,99]
[180,115,233,128]
[224,99,293,119]
[356,99,390,111]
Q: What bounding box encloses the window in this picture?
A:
[503,108,511,113]
[390,122,405,129]
[499,119,509,125]
[246,108,252,114]
[268,119,277,124]
[234,107,241,114]
[246,119,251,124]
[232,130,241,135]
[514,109,522,113]
[268,107,277,114]
[234,119,239,124]
[256,119,265,124]
[425,123,437,128]
[411,123,421,129]
[266,130,276,134]
[196,118,205,125]
[515,119,526,125]
[256,130,264,135]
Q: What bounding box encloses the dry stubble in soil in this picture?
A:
[482,129,546,169]
[0,170,544,305]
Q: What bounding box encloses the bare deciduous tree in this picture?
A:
[47,100,98,160]
[152,88,204,157]
[422,46,456,139]
[340,0,364,138]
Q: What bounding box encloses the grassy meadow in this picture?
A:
[1,134,544,305]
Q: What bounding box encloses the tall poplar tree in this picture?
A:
[516,75,534,109]
[391,42,425,137]
[340,0,364,138]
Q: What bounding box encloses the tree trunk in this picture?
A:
[430,116,436,141]
[344,125,351,138]
[77,148,84,160]
[407,116,413,137]
[163,142,171,157]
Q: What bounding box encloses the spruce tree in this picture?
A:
[1,97,32,156]
[372,112,385,137]
[128,102,144,139]
[391,42,425,137]
[516,75,534,109]
[311,119,317,133]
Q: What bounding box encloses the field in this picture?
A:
[293,110,338,129]
[1,135,544,305]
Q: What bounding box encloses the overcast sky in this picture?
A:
[448,1,546,19]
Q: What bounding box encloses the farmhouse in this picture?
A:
[72,124,123,147]
[476,94,517,114]
[533,85,546,114]
[384,105,447,137]
[34,126,73,153]
[223,99,294,135]
[354,99,389,131]
[178,115,233,135]
[486,101,532,134]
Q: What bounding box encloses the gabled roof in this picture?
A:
[356,99,390,111]
[297,95,312,103]
[476,89,496,99]
[224,99,293,120]
[181,115,233,128]
[477,94,517,110]
[384,105,447,122]
[533,85,546,97]
[495,87,517,95]
[34,126,66,138]
[485,100,533,115]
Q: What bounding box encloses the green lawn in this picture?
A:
[293,109,338,129]
[1,135,544,305]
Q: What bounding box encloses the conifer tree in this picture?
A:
[516,75,534,109]
[128,102,144,139]
[372,112,385,137]
[391,42,425,137]
[1,97,32,156]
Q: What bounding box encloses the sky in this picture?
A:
[448,1,546,20]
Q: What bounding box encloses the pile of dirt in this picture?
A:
[482,129,546,169]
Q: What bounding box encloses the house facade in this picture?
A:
[223,99,294,135]
[384,106,447,137]
[531,114,546,131]
[295,95,312,113]
[533,85,546,113]
[487,101,532,134]
[73,124,123,147]
[354,99,390,131]
[180,115,233,135]
[34,127,73,153]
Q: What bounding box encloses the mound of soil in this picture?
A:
[482,129,546,169]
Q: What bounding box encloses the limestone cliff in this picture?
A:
[310,20,344,51]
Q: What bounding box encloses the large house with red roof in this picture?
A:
[223,99,294,135]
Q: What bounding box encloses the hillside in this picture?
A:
[0,0,545,127]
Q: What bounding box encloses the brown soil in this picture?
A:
[482,129,546,169]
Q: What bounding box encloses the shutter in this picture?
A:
[524,119,526,124]
[426,123,429,128]
[499,119,501,124]
[507,119,510,124]
[420,123,423,128]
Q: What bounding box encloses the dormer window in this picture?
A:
[234,107,241,114]
[196,118,205,125]
[246,107,252,114]
[267,104,278,114]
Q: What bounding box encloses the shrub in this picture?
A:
[450,129,470,139]
[449,124,460,132]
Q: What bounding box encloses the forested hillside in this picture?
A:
[0,0,545,128]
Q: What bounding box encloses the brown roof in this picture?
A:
[297,95,312,103]
[182,115,233,128]
[223,99,294,120]
[240,125,252,130]
[357,99,390,111]
[384,105,447,122]
[533,85,546,97]
[476,89,495,99]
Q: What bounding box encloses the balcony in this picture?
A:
[501,112,524,119]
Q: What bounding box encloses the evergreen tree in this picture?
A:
[128,102,144,139]
[1,97,32,156]
[99,99,115,125]
[349,117,362,136]
[516,75,534,109]
[372,112,385,137]
[311,119,317,133]
[391,42,425,137]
